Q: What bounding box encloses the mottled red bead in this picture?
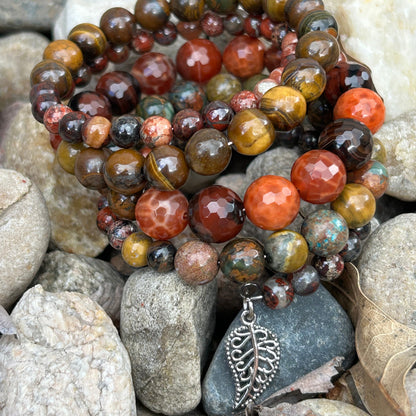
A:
[43,104,72,134]
[230,90,258,112]
[135,188,189,240]
[172,109,204,145]
[176,39,222,84]
[243,15,262,37]
[201,11,224,37]
[106,44,130,64]
[97,206,118,232]
[140,115,173,147]
[154,21,178,46]
[202,100,234,130]
[130,29,154,54]
[290,149,347,204]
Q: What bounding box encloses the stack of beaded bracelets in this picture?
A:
[29,0,389,310]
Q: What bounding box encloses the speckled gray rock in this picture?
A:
[202,285,355,416]
[405,368,416,416]
[121,268,217,415]
[0,103,108,256]
[136,402,206,416]
[0,285,136,415]
[0,32,49,112]
[0,169,50,309]
[32,250,125,323]
[215,173,246,199]
[358,213,416,329]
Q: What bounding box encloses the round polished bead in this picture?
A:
[68,23,107,62]
[56,141,87,174]
[43,39,83,74]
[59,111,88,143]
[244,175,300,230]
[312,254,344,281]
[290,149,346,203]
[121,232,153,268]
[147,240,177,273]
[107,190,139,220]
[131,52,176,95]
[176,39,222,84]
[104,149,146,195]
[177,21,203,40]
[107,220,138,250]
[188,185,245,243]
[253,78,278,100]
[224,13,245,36]
[297,9,338,38]
[318,118,373,171]
[137,95,175,121]
[243,15,262,38]
[202,101,234,131]
[172,109,204,145]
[82,116,111,148]
[307,95,333,131]
[289,264,320,295]
[106,43,130,64]
[171,0,205,22]
[87,54,109,74]
[144,145,189,190]
[219,238,265,283]
[263,277,294,310]
[134,0,170,31]
[301,209,349,256]
[110,115,142,148]
[372,137,387,164]
[100,7,136,45]
[169,80,207,112]
[228,108,274,155]
[135,188,189,240]
[206,0,238,14]
[68,91,112,120]
[140,116,173,148]
[339,231,362,262]
[154,21,178,45]
[239,0,263,15]
[30,81,59,104]
[185,128,231,175]
[96,206,117,233]
[31,93,60,123]
[174,240,219,285]
[333,88,386,134]
[223,35,265,79]
[284,0,324,30]
[264,230,308,273]
[263,0,285,22]
[130,30,154,54]
[260,85,306,131]
[230,90,258,112]
[330,183,376,229]
[96,71,141,115]
[43,104,72,134]
[206,73,242,103]
[74,148,107,190]
[201,11,224,37]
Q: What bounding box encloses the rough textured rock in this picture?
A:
[121,268,217,415]
[0,285,136,415]
[405,368,416,416]
[0,32,49,112]
[136,402,206,416]
[202,286,355,416]
[0,103,108,256]
[215,173,246,199]
[0,0,66,33]
[325,0,416,121]
[0,168,50,309]
[358,213,416,329]
[32,250,125,323]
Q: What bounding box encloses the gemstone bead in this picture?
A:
[43,104,72,134]
[135,188,189,240]
[56,141,87,174]
[43,39,83,74]
[107,220,138,250]
[297,9,338,38]
[312,254,344,281]
[244,175,300,230]
[169,80,207,112]
[96,206,117,233]
[81,116,111,148]
[171,0,205,21]
[68,23,107,62]
[290,149,346,204]
[284,0,324,30]
[201,11,224,37]
[121,232,153,268]
[130,30,154,54]
[137,95,175,121]
[59,111,89,143]
[134,0,170,31]
[147,240,177,273]
[263,0,286,22]
[206,0,238,14]
[100,7,135,45]
[154,21,178,45]
[31,93,60,123]
[68,91,112,120]
[74,148,107,190]
[289,264,320,296]
[188,185,245,243]
[339,231,362,262]
[202,101,234,131]
[107,190,139,220]
[172,109,204,146]
[230,90,258,112]
[177,21,203,40]
[263,277,294,310]
[140,116,173,148]
[206,73,242,103]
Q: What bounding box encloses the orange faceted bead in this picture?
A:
[333,87,385,134]
[244,175,300,230]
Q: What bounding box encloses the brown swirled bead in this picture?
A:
[171,0,205,22]
[56,141,87,175]
[107,189,140,220]
[74,147,108,190]
[43,40,84,74]
[69,91,112,120]
[134,0,170,31]
[100,7,136,45]
[284,0,324,30]
[239,0,263,15]
[68,23,107,63]
[262,0,286,22]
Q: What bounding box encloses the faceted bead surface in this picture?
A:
[244,175,300,230]
[312,254,344,281]
[290,149,346,204]
[172,109,204,145]
[230,90,258,112]
[69,91,112,120]
[147,240,177,273]
[43,104,72,134]
[202,101,234,131]
[263,277,294,310]
[140,116,173,148]
[169,80,207,112]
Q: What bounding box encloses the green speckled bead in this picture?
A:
[297,9,338,38]
[264,230,308,273]
[137,95,175,121]
[219,238,266,283]
[206,73,242,103]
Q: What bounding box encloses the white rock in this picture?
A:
[0,169,50,309]
[0,285,136,415]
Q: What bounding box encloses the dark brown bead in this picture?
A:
[74,148,108,190]
[59,111,89,143]
[31,93,60,123]
[69,91,112,120]
[68,23,107,62]
[106,43,130,63]
[172,109,204,146]
[100,7,136,45]
[107,189,139,220]
[134,0,170,31]
[284,0,324,30]
[171,0,205,22]
[154,21,178,46]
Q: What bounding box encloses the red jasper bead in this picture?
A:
[176,39,222,84]
[290,149,347,204]
[333,88,385,134]
[244,175,300,230]
[223,35,265,79]
[43,104,72,134]
[135,188,188,240]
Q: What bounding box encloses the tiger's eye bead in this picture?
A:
[130,30,154,54]
[110,115,142,148]
[104,149,146,195]
[74,148,107,190]
[289,264,320,295]
[154,21,178,46]
[223,35,265,79]
[206,0,237,14]
[43,104,72,134]
[131,52,176,95]
[330,183,376,229]
[318,118,373,171]
[107,220,138,250]
[262,0,285,22]
[137,95,175,121]
[171,0,205,22]
[59,111,88,143]
[172,109,204,145]
[290,149,346,204]
[169,80,207,112]
[121,232,153,268]
[135,188,189,239]
[177,21,203,40]
[201,11,224,37]
[96,206,117,233]
[174,240,219,285]
[230,90,258,112]
[301,209,349,256]
[144,145,189,190]
[135,0,170,31]
[82,116,111,148]
[284,0,324,30]
[140,116,173,148]
[264,230,309,273]
[263,277,294,310]
[202,101,234,131]
[147,240,177,273]
[107,190,139,220]
[339,231,362,262]
[96,71,141,115]
[297,9,338,38]
[69,91,112,120]
[30,59,74,100]
[206,73,242,103]
[219,238,265,283]
[100,7,135,46]
[68,23,107,62]
[56,141,87,174]
[176,39,222,84]
[185,128,231,175]
[43,40,83,74]
[260,85,307,131]
[227,108,274,155]
[188,185,245,243]
[244,175,300,230]
[312,254,344,281]
[281,58,326,102]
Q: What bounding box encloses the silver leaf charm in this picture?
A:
[225,290,280,410]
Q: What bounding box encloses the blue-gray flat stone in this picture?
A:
[202,285,355,416]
